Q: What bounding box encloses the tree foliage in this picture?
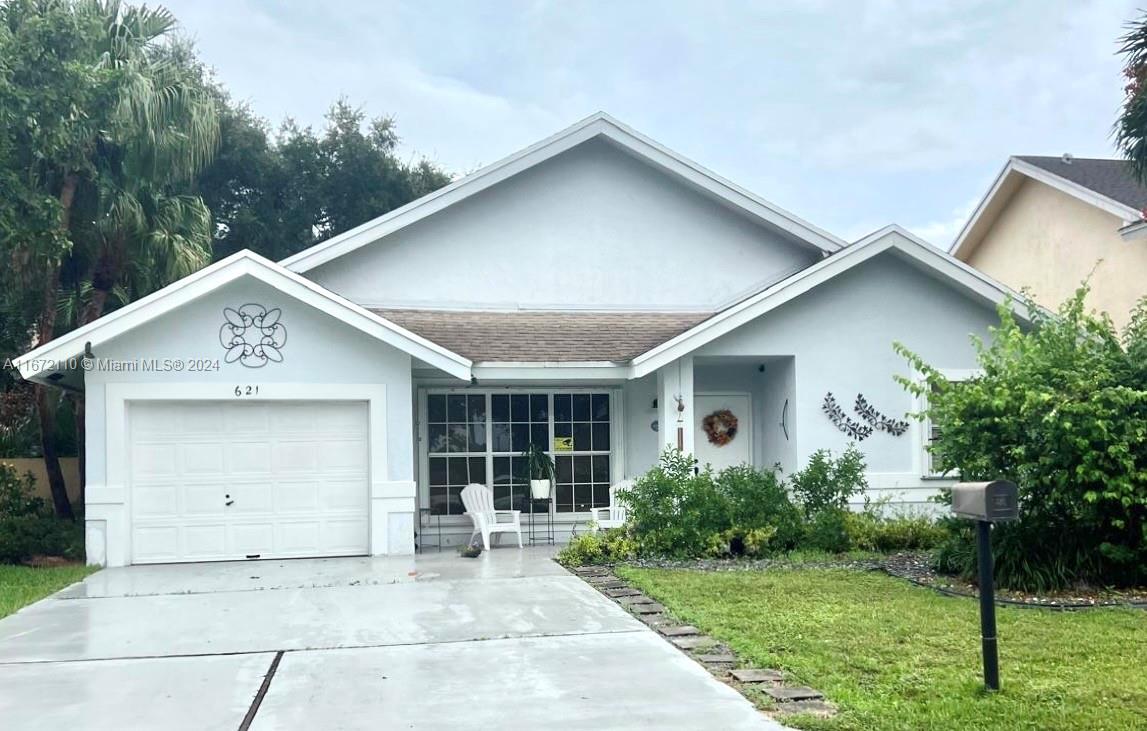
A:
[1118,12,1147,186]
[199,98,452,261]
[896,287,1147,589]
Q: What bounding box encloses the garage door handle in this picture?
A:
[225,499,234,506]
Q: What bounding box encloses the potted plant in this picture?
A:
[521,442,555,500]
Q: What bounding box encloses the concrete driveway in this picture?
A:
[0,548,786,730]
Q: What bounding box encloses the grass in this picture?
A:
[0,564,97,619]
[617,566,1147,731]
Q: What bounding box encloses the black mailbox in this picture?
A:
[952,480,1018,522]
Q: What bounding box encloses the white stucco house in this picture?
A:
[17,113,1027,567]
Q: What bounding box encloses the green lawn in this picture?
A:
[617,566,1147,731]
[0,564,97,619]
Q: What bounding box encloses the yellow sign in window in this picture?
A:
[553,436,574,452]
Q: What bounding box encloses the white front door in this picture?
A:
[128,401,370,564]
[694,393,753,472]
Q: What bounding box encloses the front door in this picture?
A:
[694,393,752,472]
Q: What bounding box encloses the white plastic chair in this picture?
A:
[590,479,634,532]
[461,483,523,550]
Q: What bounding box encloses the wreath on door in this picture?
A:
[702,409,739,446]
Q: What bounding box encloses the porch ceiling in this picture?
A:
[375,309,711,363]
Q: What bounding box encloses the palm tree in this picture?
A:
[1117,14,1147,186]
[9,0,219,517]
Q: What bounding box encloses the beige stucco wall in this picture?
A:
[2,458,81,507]
[964,178,1147,330]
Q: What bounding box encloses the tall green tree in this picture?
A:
[1117,13,1147,185]
[0,0,218,517]
[199,98,452,261]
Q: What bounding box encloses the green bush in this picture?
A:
[556,527,637,566]
[716,463,803,551]
[620,449,728,558]
[898,285,1147,590]
[790,445,867,519]
[844,508,947,552]
[0,464,82,564]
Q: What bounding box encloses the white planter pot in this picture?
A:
[530,479,552,500]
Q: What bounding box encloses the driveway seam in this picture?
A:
[238,651,282,731]
[0,627,650,667]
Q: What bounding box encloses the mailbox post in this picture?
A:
[951,480,1019,692]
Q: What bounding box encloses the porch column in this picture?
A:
[656,357,695,458]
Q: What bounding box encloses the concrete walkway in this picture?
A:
[0,548,788,730]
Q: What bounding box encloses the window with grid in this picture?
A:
[924,375,972,477]
[426,394,487,515]
[552,393,611,513]
[424,391,613,515]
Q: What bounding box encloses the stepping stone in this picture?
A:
[765,686,824,702]
[573,566,609,576]
[657,625,700,637]
[635,613,669,626]
[629,602,666,614]
[672,636,716,650]
[618,594,657,605]
[585,575,620,585]
[595,582,629,591]
[774,700,836,717]
[605,587,642,598]
[696,653,737,664]
[730,668,784,683]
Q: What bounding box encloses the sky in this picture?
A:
[163,0,1140,247]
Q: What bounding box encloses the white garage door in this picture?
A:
[128,401,370,564]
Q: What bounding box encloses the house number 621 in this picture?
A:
[234,385,260,397]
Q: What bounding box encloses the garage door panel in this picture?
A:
[129,401,370,564]
[322,479,369,510]
[183,443,226,474]
[274,442,320,472]
[184,525,228,560]
[276,481,320,512]
[320,440,369,471]
[183,484,228,515]
[226,442,274,475]
[133,443,178,477]
[323,518,370,552]
[132,525,183,563]
[131,484,180,517]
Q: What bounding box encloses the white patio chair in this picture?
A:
[590,479,634,532]
[461,483,523,550]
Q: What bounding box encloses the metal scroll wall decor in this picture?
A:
[853,394,910,436]
[220,304,287,368]
[822,392,909,441]
[822,393,873,440]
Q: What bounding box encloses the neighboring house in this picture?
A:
[17,113,1028,567]
[950,155,1147,329]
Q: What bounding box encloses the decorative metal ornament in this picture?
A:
[853,394,909,437]
[702,409,739,447]
[219,304,287,368]
[822,392,873,441]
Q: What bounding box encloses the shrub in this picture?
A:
[898,285,1147,590]
[0,464,83,564]
[803,508,852,553]
[620,449,728,558]
[715,463,803,552]
[556,527,637,566]
[790,445,867,519]
[844,507,947,552]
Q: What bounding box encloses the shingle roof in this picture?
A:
[375,309,712,363]
[1016,156,1147,212]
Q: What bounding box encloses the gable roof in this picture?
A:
[1016,156,1147,211]
[16,251,472,384]
[280,112,845,273]
[377,309,710,363]
[631,225,1030,378]
[950,156,1146,259]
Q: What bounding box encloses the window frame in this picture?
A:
[417,387,622,518]
[920,368,981,479]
